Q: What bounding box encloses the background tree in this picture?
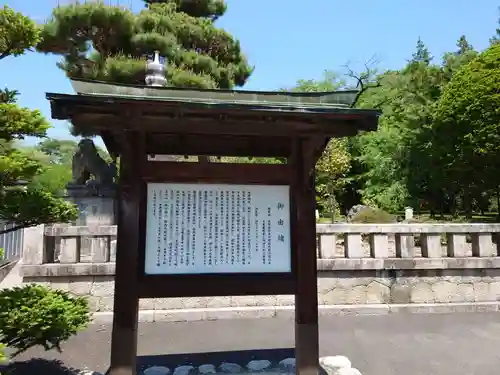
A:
[33,1,500,221]
[281,34,486,219]
[424,43,500,218]
[315,139,351,221]
[349,37,478,215]
[37,0,253,164]
[0,6,77,234]
[353,39,444,212]
[490,7,500,45]
[38,0,252,91]
[405,35,478,217]
[284,71,357,219]
[287,70,346,92]
[17,138,110,196]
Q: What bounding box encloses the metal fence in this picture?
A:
[0,222,24,262]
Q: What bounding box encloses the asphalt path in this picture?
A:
[4,312,500,375]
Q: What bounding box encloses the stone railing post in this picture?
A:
[446,233,468,257]
[471,233,495,257]
[369,233,389,258]
[344,234,363,258]
[22,225,46,264]
[319,234,337,259]
[110,236,117,261]
[59,237,80,263]
[91,236,111,262]
[420,234,442,258]
[395,234,415,258]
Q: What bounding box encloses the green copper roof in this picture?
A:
[69,78,361,109]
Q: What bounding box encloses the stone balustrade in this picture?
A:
[19,223,500,318]
[317,223,500,259]
[24,223,500,267]
[23,225,117,266]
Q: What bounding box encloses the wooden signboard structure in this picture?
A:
[47,79,379,375]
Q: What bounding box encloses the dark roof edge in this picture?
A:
[46,92,382,118]
[68,77,361,98]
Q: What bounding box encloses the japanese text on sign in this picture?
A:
[145,183,291,274]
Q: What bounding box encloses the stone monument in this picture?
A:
[66,138,118,225]
[405,206,414,221]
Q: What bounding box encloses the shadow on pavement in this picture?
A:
[112,348,299,375]
[0,358,81,375]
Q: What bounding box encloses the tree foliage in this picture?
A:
[18,138,112,196]
[283,71,354,219]
[24,1,500,221]
[0,5,40,60]
[315,138,351,219]
[38,0,252,89]
[286,70,346,92]
[418,43,500,216]
[0,284,90,356]
[0,6,77,233]
[490,7,500,46]
[19,139,76,196]
[342,36,480,214]
[289,25,500,219]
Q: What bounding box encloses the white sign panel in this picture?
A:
[145,183,291,275]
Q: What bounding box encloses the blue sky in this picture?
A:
[1,0,498,146]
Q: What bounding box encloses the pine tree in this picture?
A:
[441,35,477,81]
[143,0,227,20]
[38,0,253,89]
[456,35,473,55]
[0,6,77,234]
[411,37,432,65]
[490,6,500,45]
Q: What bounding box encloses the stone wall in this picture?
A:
[318,268,500,305]
[21,258,500,313]
[20,223,500,319]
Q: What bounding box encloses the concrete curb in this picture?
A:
[92,302,500,324]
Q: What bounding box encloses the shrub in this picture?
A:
[349,207,395,223]
[0,248,4,259]
[0,343,6,363]
[0,343,6,375]
[0,284,91,356]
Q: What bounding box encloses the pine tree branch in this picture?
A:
[0,41,14,60]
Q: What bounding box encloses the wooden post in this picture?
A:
[109,131,143,375]
[293,138,319,375]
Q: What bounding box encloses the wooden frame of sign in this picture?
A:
[47,80,379,375]
[138,163,296,297]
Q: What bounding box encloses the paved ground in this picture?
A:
[0,260,23,290]
[5,312,500,375]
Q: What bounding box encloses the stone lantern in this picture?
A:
[145,50,167,87]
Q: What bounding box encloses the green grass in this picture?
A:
[317,217,333,224]
[410,212,499,224]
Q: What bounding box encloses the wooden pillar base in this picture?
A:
[109,299,139,375]
[109,364,137,375]
[292,137,320,375]
[295,323,320,375]
[109,131,143,375]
